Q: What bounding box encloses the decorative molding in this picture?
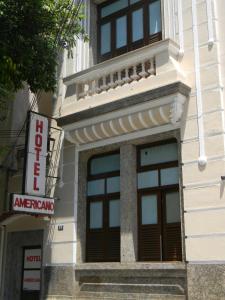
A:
[65,131,76,144]
[78,123,180,152]
[64,94,187,145]
[170,95,186,124]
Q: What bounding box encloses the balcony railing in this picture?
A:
[63,39,180,103]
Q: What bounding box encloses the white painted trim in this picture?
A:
[185,205,225,213]
[118,118,128,133]
[177,0,184,58]
[138,112,149,128]
[186,233,225,239]
[192,0,207,166]
[128,115,138,131]
[78,123,180,151]
[83,128,93,142]
[91,125,102,140]
[206,0,214,46]
[100,122,110,138]
[159,107,169,123]
[75,130,86,144]
[83,127,93,142]
[109,120,119,135]
[65,131,76,144]
[148,110,159,126]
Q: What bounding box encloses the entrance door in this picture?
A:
[138,189,182,261]
[21,247,42,300]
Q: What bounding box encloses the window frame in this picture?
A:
[97,0,162,62]
[137,139,182,262]
[86,151,121,262]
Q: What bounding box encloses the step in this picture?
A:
[80,282,185,295]
[75,263,187,300]
[76,291,186,300]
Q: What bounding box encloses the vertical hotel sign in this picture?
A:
[24,112,48,196]
[11,111,55,215]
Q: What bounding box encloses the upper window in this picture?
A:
[98,0,162,62]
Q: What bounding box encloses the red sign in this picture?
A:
[12,194,54,215]
[25,112,48,196]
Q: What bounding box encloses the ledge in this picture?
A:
[75,262,187,279]
[75,262,186,271]
[57,82,190,127]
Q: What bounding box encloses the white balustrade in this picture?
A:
[76,58,155,99]
[64,40,180,101]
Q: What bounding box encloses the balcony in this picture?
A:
[58,39,190,147]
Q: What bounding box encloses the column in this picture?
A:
[120,144,137,262]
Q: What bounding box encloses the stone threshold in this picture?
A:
[75,262,186,271]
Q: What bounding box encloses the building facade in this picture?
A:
[1,0,225,299]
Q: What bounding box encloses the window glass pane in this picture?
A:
[116,16,127,48]
[149,0,161,35]
[90,201,103,229]
[138,170,158,189]
[90,154,120,175]
[107,176,120,193]
[132,9,143,42]
[130,0,140,4]
[141,195,158,225]
[166,191,180,223]
[140,143,178,166]
[109,199,120,227]
[160,167,179,186]
[101,0,128,18]
[101,23,111,55]
[87,179,105,196]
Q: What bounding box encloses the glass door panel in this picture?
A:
[138,193,161,261]
[90,201,103,229]
[141,195,158,225]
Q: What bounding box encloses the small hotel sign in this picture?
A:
[25,111,49,196]
[12,194,54,215]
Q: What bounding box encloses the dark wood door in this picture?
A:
[138,190,182,261]
[21,291,39,300]
[138,191,162,261]
[162,189,182,261]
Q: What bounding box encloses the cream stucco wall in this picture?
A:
[180,0,225,262]
[46,0,225,266]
